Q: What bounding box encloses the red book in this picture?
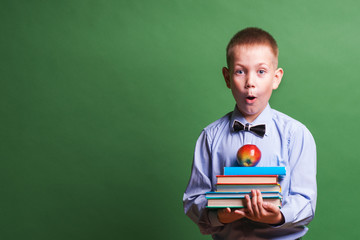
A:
[216,175,278,184]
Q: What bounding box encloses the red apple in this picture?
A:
[237,144,261,167]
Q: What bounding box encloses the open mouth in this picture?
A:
[247,96,256,100]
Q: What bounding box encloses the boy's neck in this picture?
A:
[237,105,267,123]
[243,114,259,124]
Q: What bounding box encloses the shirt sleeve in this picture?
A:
[280,125,317,228]
[182,130,224,235]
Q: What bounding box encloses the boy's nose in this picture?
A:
[245,75,255,88]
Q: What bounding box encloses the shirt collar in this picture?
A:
[230,104,273,136]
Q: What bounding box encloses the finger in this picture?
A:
[256,190,266,216]
[245,194,253,217]
[224,207,232,213]
[251,189,260,218]
[234,208,246,217]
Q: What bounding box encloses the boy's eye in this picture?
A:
[258,70,265,74]
[235,70,244,74]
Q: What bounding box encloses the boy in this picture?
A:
[183,27,317,239]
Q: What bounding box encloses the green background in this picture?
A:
[1,0,359,239]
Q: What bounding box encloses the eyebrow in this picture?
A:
[234,63,270,68]
[256,63,270,68]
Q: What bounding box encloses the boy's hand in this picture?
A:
[244,190,284,225]
[217,207,246,224]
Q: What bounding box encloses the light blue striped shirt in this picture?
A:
[183,104,317,240]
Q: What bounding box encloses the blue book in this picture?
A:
[224,166,286,176]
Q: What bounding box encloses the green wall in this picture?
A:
[1,1,359,239]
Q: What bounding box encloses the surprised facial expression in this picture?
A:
[223,44,283,123]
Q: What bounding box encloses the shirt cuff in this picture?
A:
[208,209,224,227]
[271,207,292,228]
[267,211,286,228]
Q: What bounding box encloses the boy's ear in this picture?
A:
[222,67,231,89]
[272,68,284,90]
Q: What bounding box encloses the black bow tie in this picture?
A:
[233,121,266,137]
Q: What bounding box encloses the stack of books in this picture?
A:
[206,167,286,208]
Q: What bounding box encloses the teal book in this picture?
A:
[216,183,281,193]
[224,166,286,176]
[206,196,282,208]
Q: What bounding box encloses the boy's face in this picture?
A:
[223,44,283,123]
